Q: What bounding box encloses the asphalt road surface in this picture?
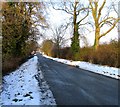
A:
[37,53,119,105]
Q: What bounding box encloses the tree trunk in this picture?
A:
[71,1,80,59]
[94,36,99,50]
[94,26,100,50]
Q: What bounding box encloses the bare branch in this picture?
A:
[112,2,118,15]
[100,19,119,38]
[79,22,91,26]
[77,7,89,16]
[77,10,89,25]
[51,2,73,15]
[51,22,70,47]
[98,0,106,20]
[89,0,94,10]
[99,17,117,27]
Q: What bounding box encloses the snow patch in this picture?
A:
[1,55,56,105]
[43,54,120,80]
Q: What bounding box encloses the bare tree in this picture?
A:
[51,23,69,57]
[51,0,89,59]
[89,0,120,50]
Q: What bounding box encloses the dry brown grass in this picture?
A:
[79,40,119,68]
[52,40,119,68]
[2,56,27,75]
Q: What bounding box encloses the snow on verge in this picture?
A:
[1,55,56,105]
[43,54,120,80]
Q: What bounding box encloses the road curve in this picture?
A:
[37,53,118,105]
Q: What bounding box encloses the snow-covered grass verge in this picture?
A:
[1,55,56,105]
[0,83,1,106]
[43,54,120,80]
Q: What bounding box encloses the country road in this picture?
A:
[37,53,118,105]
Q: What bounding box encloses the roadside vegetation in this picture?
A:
[78,40,119,68]
[41,39,119,68]
[2,2,46,75]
